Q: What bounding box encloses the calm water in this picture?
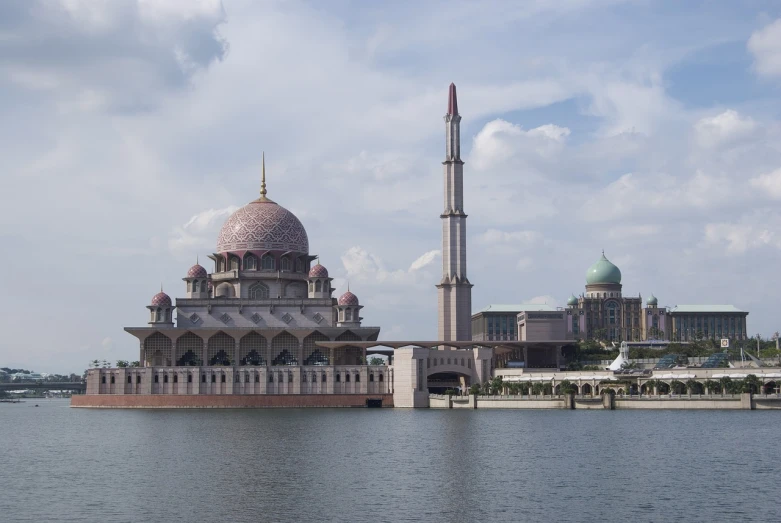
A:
[1,399,779,522]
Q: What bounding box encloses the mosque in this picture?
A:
[74,82,754,409]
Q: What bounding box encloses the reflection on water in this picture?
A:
[1,399,779,522]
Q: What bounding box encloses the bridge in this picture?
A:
[0,382,86,393]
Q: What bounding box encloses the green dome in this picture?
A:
[647,294,658,306]
[585,252,622,285]
[566,294,578,306]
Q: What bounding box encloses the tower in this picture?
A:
[437,83,473,341]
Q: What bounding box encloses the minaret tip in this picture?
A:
[447,83,458,116]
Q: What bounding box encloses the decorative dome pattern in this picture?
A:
[585,253,622,285]
[309,264,329,278]
[567,294,578,306]
[647,294,658,306]
[187,264,207,278]
[151,291,172,307]
[338,291,359,306]
[216,201,309,254]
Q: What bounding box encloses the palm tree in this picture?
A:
[743,374,761,394]
[703,380,720,395]
[685,379,703,395]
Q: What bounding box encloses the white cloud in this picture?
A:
[168,206,238,253]
[748,18,781,79]
[409,250,440,272]
[703,222,779,254]
[527,295,558,308]
[470,119,570,170]
[694,110,757,148]
[750,167,781,199]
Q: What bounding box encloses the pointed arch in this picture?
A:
[261,253,275,270]
[239,332,268,366]
[303,331,330,365]
[175,332,203,366]
[244,253,258,271]
[280,256,291,272]
[144,332,172,367]
[248,282,269,300]
[271,332,299,366]
[207,331,234,366]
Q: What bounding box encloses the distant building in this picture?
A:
[667,305,748,342]
[471,304,556,341]
[562,253,749,342]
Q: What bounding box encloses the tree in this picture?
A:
[531,382,544,395]
[116,360,129,368]
[489,376,504,395]
[558,380,576,394]
[669,380,686,394]
[130,361,141,368]
[368,357,385,366]
[685,379,703,395]
[742,374,761,394]
[507,383,521,395]
[703,380,720,394]
[468,384,481,395]
[480,381,491,395]
[719,376,733,394]
[90,359,101,369]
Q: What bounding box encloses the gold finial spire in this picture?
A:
[160,283,163,292]
[260,151,267,198]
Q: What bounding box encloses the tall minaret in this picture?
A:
[437,83,473,341]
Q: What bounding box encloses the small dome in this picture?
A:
[187,264,207,279]
[586,253,622,285]
[567,294,578,306]
[647,294,658,306]
[309,264,329,278]
[338,291,359,306]
[151,291,171,307]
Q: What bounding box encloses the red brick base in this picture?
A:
[71,394,393,408]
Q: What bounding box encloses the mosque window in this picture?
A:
[269,373,274,383]
[101,375,106,384]
[296,259,304,272]
[281,256,291,272]
[346,309,352,321]
[110,375,115,384]
[249,282,270,300]
[379,374,383,382]
[221,374,226,383]
[173,374,178,383]
[427,358,430,368]
[440,358,444,365]
[137,375,141,384]
[235,374,240,383]
[230,257,239,271]
[261,254,275,270]
[154,375,159,383]
[127,376,132,384]
[201,374,206,383]
[322,373,326,382]
[461,358,465,366]
[433,358,437,367]
[255,373,260,383]
[315,280,322,292]
[345,374,350,382]
[370,373,374,382]
[468,359,471,369]
[187,373,192,383]
[288,373,293,383]
[447,358,451,365]
[336,373,341,382]
[244,255,257,270]
[211,374,216,383]
[163,374,168,383]
[355,374,360,383]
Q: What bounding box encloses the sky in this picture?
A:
[2,0,781,374]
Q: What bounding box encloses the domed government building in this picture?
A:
[472,251,749,344]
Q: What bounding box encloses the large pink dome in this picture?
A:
[216,200,309,254]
